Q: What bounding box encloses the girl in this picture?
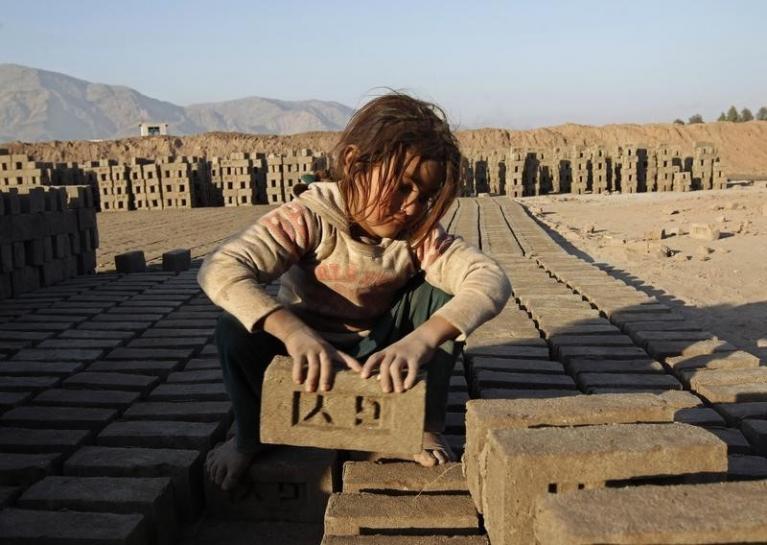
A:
[199,92,510,491]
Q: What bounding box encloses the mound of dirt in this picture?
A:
[4,121,767,177]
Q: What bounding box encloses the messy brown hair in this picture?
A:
[332,92,461,248]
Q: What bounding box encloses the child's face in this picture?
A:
[356,154,442,240]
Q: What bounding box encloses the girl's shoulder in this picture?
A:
[295,182,349,232]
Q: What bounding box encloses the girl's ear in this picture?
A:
[341,145,359,176]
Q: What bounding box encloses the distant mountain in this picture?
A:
[0,64,355,142]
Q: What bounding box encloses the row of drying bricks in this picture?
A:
[0,270,246,545]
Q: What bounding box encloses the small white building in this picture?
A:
[139,122,169,137]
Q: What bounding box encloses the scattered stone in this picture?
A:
[696,245,714,259]
[736,220,751,234]
[689,223,721,241]
[644,228,665,241]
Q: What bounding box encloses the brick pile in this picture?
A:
[0,185,98,301]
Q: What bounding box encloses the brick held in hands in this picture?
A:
[115,250,147,273]
[260,355,426,454]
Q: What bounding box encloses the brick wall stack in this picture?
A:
[0,150,53,193]
[131,160,164,210]
[82,160,132,212]
[265,149,324,204]
[158,156,198,209]
[0,185,98,300]
[210,152,265,207]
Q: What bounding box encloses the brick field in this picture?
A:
[1,197,766,544]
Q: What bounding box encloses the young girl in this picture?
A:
[199,93,511,491]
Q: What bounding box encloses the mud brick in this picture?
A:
[0,375,60,391]
[0,453,60,486]
[465,344,550,359]
[132,294,189,302]
[449,375,468,391]
[109,306,174,315]
[716,402,767,425]
[322,537,489,545]
[0,390,33,409]
[199,343,219,356]
[647,339,736,360]
[0,485,21,507]
[741,419,767,455]
[17,312,87,323]
[577,372,681,391]
[91,312,163,322]
[698,383,767,404]
[447,390,470,411]
[674,407,726,427]
[666,350,760,373]
[206,446,335,523]
[261,355,426,454]
[706,427,752,454]
[38,338,124,350]
[478,389,579,400]
[106,347,195,360]
[630,329,714,346]
[534,480,767,545]
[474,371,576,393]
[611,311,686,326]
[148,382,228,401]
[684,367,767,390]
[64,371,159,394]
[166,369,223,383]
[0,508,147,545]
[342,461,467,494]
[98,420,224,451]
[324,493,479,536]
[548,334,634,348]
[464,394,678,512]
[71,293,129,303]
[78,320,153,330]
[60,328,136,340]
[484,423,726,545]
[658,390,705,408]
[87,359,181,377]
[471,357,563,374]
[64,445,203,521]
[19,476,177,545]
[123,401,231,422]
[161,249,192,273]
[567,358,663,374]
[11,347,103,361]
[184,358,220,371]
[622,319,703,335]
[557,345,648,364]
[154,318,217,329]
[34,388,141,408]
[2,406,117,431]
[727,454,767,480]
[0,426,91,455]
[127,337,205,349]
[114,250,146,273]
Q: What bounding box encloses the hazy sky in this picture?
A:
[2,0,766,129]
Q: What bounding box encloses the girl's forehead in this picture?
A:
[404,155,444,191]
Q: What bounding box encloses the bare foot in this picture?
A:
[413,432,456,467]
[205,437,259,492]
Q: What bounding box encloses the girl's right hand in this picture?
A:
[283,327,362,393]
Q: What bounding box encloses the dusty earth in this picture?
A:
[6,121,767,177]
[524,185,767,361]
[95,205,270,272]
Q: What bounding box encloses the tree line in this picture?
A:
[673,106,767,125]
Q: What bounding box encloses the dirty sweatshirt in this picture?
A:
[197,182,511,344]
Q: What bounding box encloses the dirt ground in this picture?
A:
[523,185,767,361]
[95,205,271,272]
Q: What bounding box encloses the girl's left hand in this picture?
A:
[360,332,435,393]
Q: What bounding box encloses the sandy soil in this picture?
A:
[95,205,271,272]
[7,121,767,177]
[524,186,767,361]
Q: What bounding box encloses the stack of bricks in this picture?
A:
[570,146,589,195]
[692,142,716,190]
[507,149,526,198]
[82,160,132,212]
[210,152,265,207]
[590,147,610,194]
[0,150,53,193]
[0,185,98,300]
[131,160,163,210]
[158,156,199,209]
[265,149,322,204]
